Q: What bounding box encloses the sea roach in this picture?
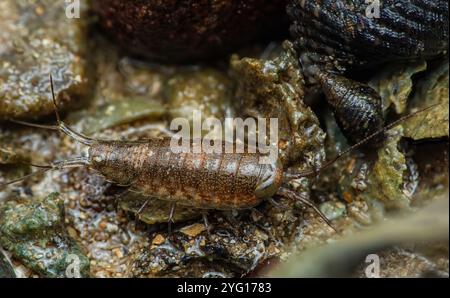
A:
[2,77,438,233]
[287,0,449,146]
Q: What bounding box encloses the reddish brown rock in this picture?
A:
[93,0,288,63]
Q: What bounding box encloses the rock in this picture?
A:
[0,0,90,120]
[151,234,166,246]
[65,38,169,135]
[118,192,200,225]
[68,98,167,135]
[67,39,233,137]
[402,61,449,140]
[93,0,288,62]
[369,61,427,114]
[0,146,31,187]
[230,41,326,167]
[179,223,206,238]
[364,127,410,209]
[166,68,234,126]
[319,201,346,221]
[0,249,16,278]
[0,193,90,277]
[0,147,30,165]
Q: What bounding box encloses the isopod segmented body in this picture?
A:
[287,0,449,145]
[89,139,283,210]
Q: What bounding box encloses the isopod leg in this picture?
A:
[135,199,149,221]
[267,197,288,211]
[167,203,176,237]
[202,212,211,237]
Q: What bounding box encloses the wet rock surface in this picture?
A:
[0,193,90,277]
[231,41,326,167]
[0,249,15,278]
[369,61,427,114]
[271,196,449,278]
[130,195,336,277]
[403,62,449,140]
[0,0,90,120]
[119,192,200,225]
[166,68,234,123]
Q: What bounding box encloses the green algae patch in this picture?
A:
[369,60,427,114]
[402,62,449,140]
[0,193,90,277]
[364,127,409,209]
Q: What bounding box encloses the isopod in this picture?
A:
[2,76,436,233]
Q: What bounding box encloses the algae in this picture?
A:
[0,193,90,277]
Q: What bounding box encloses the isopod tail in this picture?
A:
[11,75,94,146]
[317,71,385,147]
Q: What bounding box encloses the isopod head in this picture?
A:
[88,141,140,186]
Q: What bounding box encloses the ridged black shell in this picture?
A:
[288,0,449,75]
[287,0,449,146]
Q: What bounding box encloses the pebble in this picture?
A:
[152,234,165,246]
[180,223,207,237]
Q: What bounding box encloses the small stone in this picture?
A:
[180,223,207,238]
[254,229,269,241]
[0,249,15,278]
[343,192,353,203]
[67,227,78,238]
[98,221,107,230]
[120,232,130,245]
[152,234,165,246]
[251,209,264,222]
[105,223,119,233]
[348,202,372,226]
[112,248,124,259]
[319,201,346,221]
[230,41,326,166]
[0,193,90,277]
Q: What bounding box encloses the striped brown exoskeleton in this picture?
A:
[287,0,449,146]
[2,77,435,233]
